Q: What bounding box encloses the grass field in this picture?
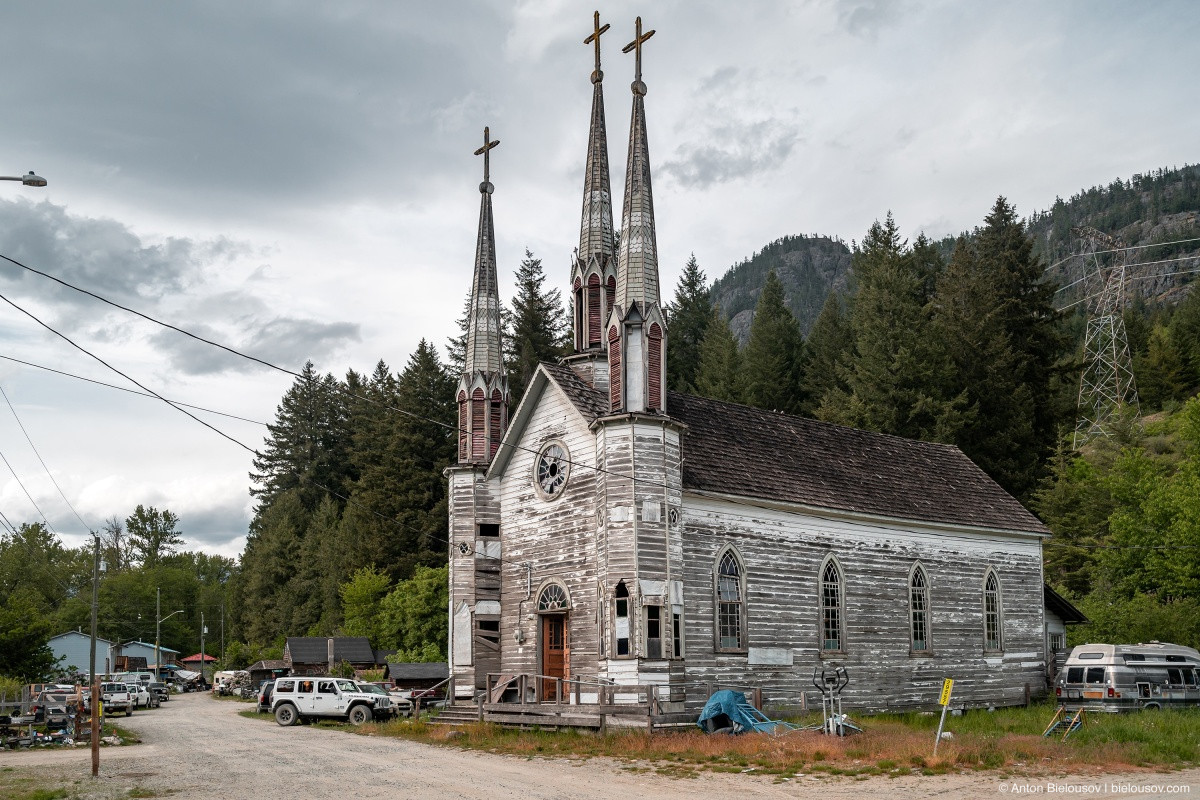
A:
[354,703,1200,778]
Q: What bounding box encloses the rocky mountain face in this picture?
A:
[709,234,852,344]
[710,165,1199,344]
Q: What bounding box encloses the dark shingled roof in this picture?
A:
[285,637,376,665]
[541,362,610,420]
[1044,585,1088,624]
[539,367,1048,535]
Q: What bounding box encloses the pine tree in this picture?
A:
[126,505,183,570]
[445,291,471,377]
[693,306,743,404]
[824,214,967,441]
[249,362,354,517]
[800,291,852,416]
[507,250,569,403]
[666,253,711,392]
[741,271,805,413]
[1136,325,1189,409]
[946,197,1066,499]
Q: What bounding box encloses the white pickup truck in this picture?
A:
[100,682,133,716]
[270,677,391,726]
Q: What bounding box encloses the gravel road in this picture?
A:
[1,692,1197,799]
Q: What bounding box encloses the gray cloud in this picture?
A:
[149,314,360,376]
[836,0,903,40]
[661,119,801,189]
[244,318,361,372]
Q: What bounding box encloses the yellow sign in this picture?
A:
[939,679,954,706]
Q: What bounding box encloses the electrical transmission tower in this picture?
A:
[1072,225,1140,448]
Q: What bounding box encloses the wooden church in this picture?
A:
[446,14,1051,712]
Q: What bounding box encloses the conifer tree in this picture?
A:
[507,250,569,402]
[666,253,711,392]
[1136,325,1189,409]
[800,291,852,416]
[741,271,805,413]
[249,362,354,517]
[824,214,967,440]
[693,306,743,404]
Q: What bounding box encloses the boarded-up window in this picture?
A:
[573,277,582,350]
[716,550,744,651]
[984,571,1002,651]
[606,276,616,322]
[910,565,929,652]
[489,389,503,458]
[470,388,486,460]
[647,323,662,411]
[587,274,602,347]
[821,559,842,651]
[457,391,468,462]
[608,327,621,410]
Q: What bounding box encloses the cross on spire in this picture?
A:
[584,10,610,75]
[621,16,655,88]
[474,126,499,187]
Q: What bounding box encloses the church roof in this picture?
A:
[669,392,1049,535]
[538,365,1048,535]
[464,128,505,377]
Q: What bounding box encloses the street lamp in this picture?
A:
[155,587,184,682]
[1,171,47,187]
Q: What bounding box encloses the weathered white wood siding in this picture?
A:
[680,494,1047,712]
[496,381,599,681]
[446,464,500,694]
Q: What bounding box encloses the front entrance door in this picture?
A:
[541,614,567,700]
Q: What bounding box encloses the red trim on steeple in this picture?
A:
[608,326,622,411]
[587,274,602,347]
[648,322,663,411]
[489,389,503,458]
[471,388,486,461]
[606,277,616,323]
[457,391,468,462]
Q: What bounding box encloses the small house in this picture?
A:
[283,637,379,676]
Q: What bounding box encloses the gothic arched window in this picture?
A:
[587,274,602,347]
[910,564,929,652]
[983,570,1003,651]
[820,557,844,651]
[647,323,663,411]
[608,327,622,410]
[614,581,630,656]
[715,548,745,652]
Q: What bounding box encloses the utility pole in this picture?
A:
[155,587,160,683]
[89,533,100,777]
[200,611,206,687]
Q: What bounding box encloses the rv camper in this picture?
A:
[1054,642,1200,712]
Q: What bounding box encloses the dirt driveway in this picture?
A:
[1,693,1197,799]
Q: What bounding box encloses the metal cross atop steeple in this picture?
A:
[585,10,610,76]
[621,16,655,90]
[474,126,500,189]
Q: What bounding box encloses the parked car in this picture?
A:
[149,682,170,703]
[100,682,132,716]
[270,677,390,726]
[127,682,157,709]
[353,681,399,720]
[256,680,274,714]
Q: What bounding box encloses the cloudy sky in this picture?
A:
[0,1,1196,558]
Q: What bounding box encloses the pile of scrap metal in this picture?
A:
[697,690,801,736]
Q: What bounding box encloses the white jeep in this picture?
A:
[270,677,390,726]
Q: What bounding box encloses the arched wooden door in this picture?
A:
[537,583,570,700]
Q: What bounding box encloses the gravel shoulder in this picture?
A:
[1,693,1198,799]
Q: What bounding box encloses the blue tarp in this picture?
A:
[697,689,795,735]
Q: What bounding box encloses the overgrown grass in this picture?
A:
[351,703,1199,778]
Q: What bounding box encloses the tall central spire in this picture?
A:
[458,126,509,464]
[614,16,659,313]
[606,15,667,415]
[578,11,616,265]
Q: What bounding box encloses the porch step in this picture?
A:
[427,704,481,726]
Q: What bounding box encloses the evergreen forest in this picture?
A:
[4,166,1200,685]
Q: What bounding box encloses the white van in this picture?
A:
[1054,642,1200,712]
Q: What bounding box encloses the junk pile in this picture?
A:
[215,670,254,698]
[697,690,801,736]
[808,666,862,736]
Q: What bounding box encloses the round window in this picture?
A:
[535,441,570,499]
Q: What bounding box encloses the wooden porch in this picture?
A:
[437,673,766,733]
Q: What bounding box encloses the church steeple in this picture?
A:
[570,11,618,357]
[607,16,666,414]
[457,126,509,464]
